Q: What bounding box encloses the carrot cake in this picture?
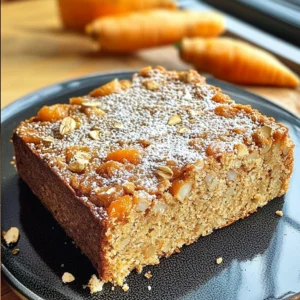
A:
[13,66,294,286]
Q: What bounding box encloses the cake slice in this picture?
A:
[13,66,294,286]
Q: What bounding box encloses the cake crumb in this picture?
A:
[216,257,223,264]
[136,265,143,273]
[111,286,115,291]
[12,248,20,255]
[144,271,152,279]
[2,227,19,245]
[122,283,129,292]
[276,210,283,217]
[148,285,152,291]
[62,272,75,283]
[88,274,104,294]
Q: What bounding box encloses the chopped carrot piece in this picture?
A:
[69,97,84,105]
[37,104,69,122]
[89,79,121,97]
[106,149,141,165]
[107,195,132,220]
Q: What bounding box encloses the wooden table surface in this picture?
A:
[1,0,300,299]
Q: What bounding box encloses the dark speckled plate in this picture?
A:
[2,71,300,300]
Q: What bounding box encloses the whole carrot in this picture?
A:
[86,10,225,52]
[180,37,299,88]
[58,0,177,31]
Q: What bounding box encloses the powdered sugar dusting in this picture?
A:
[16,68,276,204]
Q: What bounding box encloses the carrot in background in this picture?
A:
[180,37,299,88]
[58,0,176,31]
[86,10,225,52]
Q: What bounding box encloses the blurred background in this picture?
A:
[2,0,300,115]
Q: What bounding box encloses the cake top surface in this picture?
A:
[15,66,283,216]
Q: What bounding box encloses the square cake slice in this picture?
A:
[13,66,294,286]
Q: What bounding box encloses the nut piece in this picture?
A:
[94,107,106,116]
[89,130,101,140]
[227,169,237,181]
[74,151,91,161]
[69,97,84,105]
[122,283,129,292]
[216,257,223,264]
[152,201,167,213]
[252,125,273,146]
[88,275,104,294]
[275,210,283,217]
[12,248,20,255]
[168,114,181,126]
[62,272,75,283]
[82,101,102,107]
[171,180,193,202]
[42,136,54,145]
[134,190,152,212]
[113,121,123,129]
[234,144,249,157]
[2,227,19,245]
[177,126,190,134]
[123,182,136,194]
[156,166,173,180]
[194,159,204,170]
[177,182,192,201]
[144,271,152,279]
[143,80,160,91]
[260,125,273,139]
[136,198,151,212]
[68,151,91,173]
[60,117,76,135]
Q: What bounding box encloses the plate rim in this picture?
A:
[2,70,300,300]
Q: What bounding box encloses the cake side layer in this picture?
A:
[103,133,294,285]
[13,134,109,278]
